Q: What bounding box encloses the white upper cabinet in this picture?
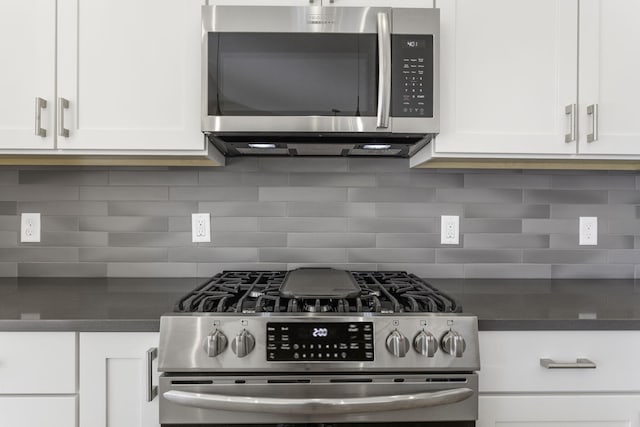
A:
[56,0,204,152]
[434,0,579,156]
[209,1,430,7]
[0,0,55,150]
[208,0,315,5]
[578,0,640,156]
[327,0,432,6]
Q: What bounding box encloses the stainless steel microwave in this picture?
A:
[202,5,439,157]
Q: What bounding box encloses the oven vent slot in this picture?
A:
[171,380,214,385]
[267,379,311,384]
[234,380,246,384]
[393,378,405,383]
[329,379,373,383]
[425,378,467,383]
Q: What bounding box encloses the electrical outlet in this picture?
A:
[579,216,598,246]
[21,213,41,243]
[192,213,211,243]
[441,215,459,245]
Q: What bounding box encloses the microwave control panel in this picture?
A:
[391,35,434,118]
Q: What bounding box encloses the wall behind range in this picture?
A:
[1,157,639,278]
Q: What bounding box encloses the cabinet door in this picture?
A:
[0,0,55,150]
[209,0,314,4]
[579,0,640,155]
[435,0,578,156]
[80,332,160,427]
[0,332,76,394]
[326,0,432,6]
[479,395,640,427]
[56,0,204,152]
[0,396,76,427]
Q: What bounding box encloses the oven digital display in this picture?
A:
[266,322,374,362]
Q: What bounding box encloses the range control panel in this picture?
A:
[267,322,374,362]
[391,35,434,118]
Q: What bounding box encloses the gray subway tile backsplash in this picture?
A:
[0,231,17,246]
[287,202,376,218]
[524,189,608,204]
[0,216,19,231]
[0,262,17,277]
[80,186,168,201]
[288,233,375,248]
[260,187,347,202]
[0,170,18,185]
[109,170,198,186]
[18,262,107,277]
[19,201,108,216]
[19,170,109,186]
[79,216,168,232]
[0,202,17,215]
[3,161,640,278]
[108,201,197,216]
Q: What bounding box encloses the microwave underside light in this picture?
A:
[206,133,432,158]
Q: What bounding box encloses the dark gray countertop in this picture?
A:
[1,277,639,331]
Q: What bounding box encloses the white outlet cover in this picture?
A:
[21,212,41,243]
[579,216,598,246]
[441,215,460,245]
[191,213,211,243]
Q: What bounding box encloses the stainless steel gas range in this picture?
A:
[158,268,480,426]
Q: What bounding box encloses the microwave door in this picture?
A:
[202,6,389,135]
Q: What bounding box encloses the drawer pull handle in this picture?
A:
[540,358,596,369]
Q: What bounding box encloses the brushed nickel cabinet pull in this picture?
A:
[58,97,70,138]
[587,104,599,142]
[540,358,596,369]
[34,97,47,137]
[565,104,577,143]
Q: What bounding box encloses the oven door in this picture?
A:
[160,373,477,426]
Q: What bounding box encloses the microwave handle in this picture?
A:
[376,12,391,129]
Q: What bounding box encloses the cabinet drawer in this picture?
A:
[479,331,640,393]
[0,332,76,394]
[0,396,76,427]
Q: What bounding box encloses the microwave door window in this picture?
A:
[208,33,377,117]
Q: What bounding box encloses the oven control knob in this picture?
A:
[231,329,255,358]
[441,330,466,358]
[413,330,437,357]
[204,330,228,357]
[386,329,410,358]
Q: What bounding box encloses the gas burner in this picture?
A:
[174,269,461,314]
[303,301,332,313]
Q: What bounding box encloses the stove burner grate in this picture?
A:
[174,270,461,314]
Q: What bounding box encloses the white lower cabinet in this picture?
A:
[479,395,640,427]
[80,332,160,427]
[0,396,77,427]
[478,331,640,426]
[0,332,77,427]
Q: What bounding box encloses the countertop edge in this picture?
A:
[0,319,161,332]
[478,319,640,331]
[4,319,640,332]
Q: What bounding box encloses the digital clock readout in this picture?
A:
[266,322,374,361]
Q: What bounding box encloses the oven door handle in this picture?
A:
[163,388,474,415]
